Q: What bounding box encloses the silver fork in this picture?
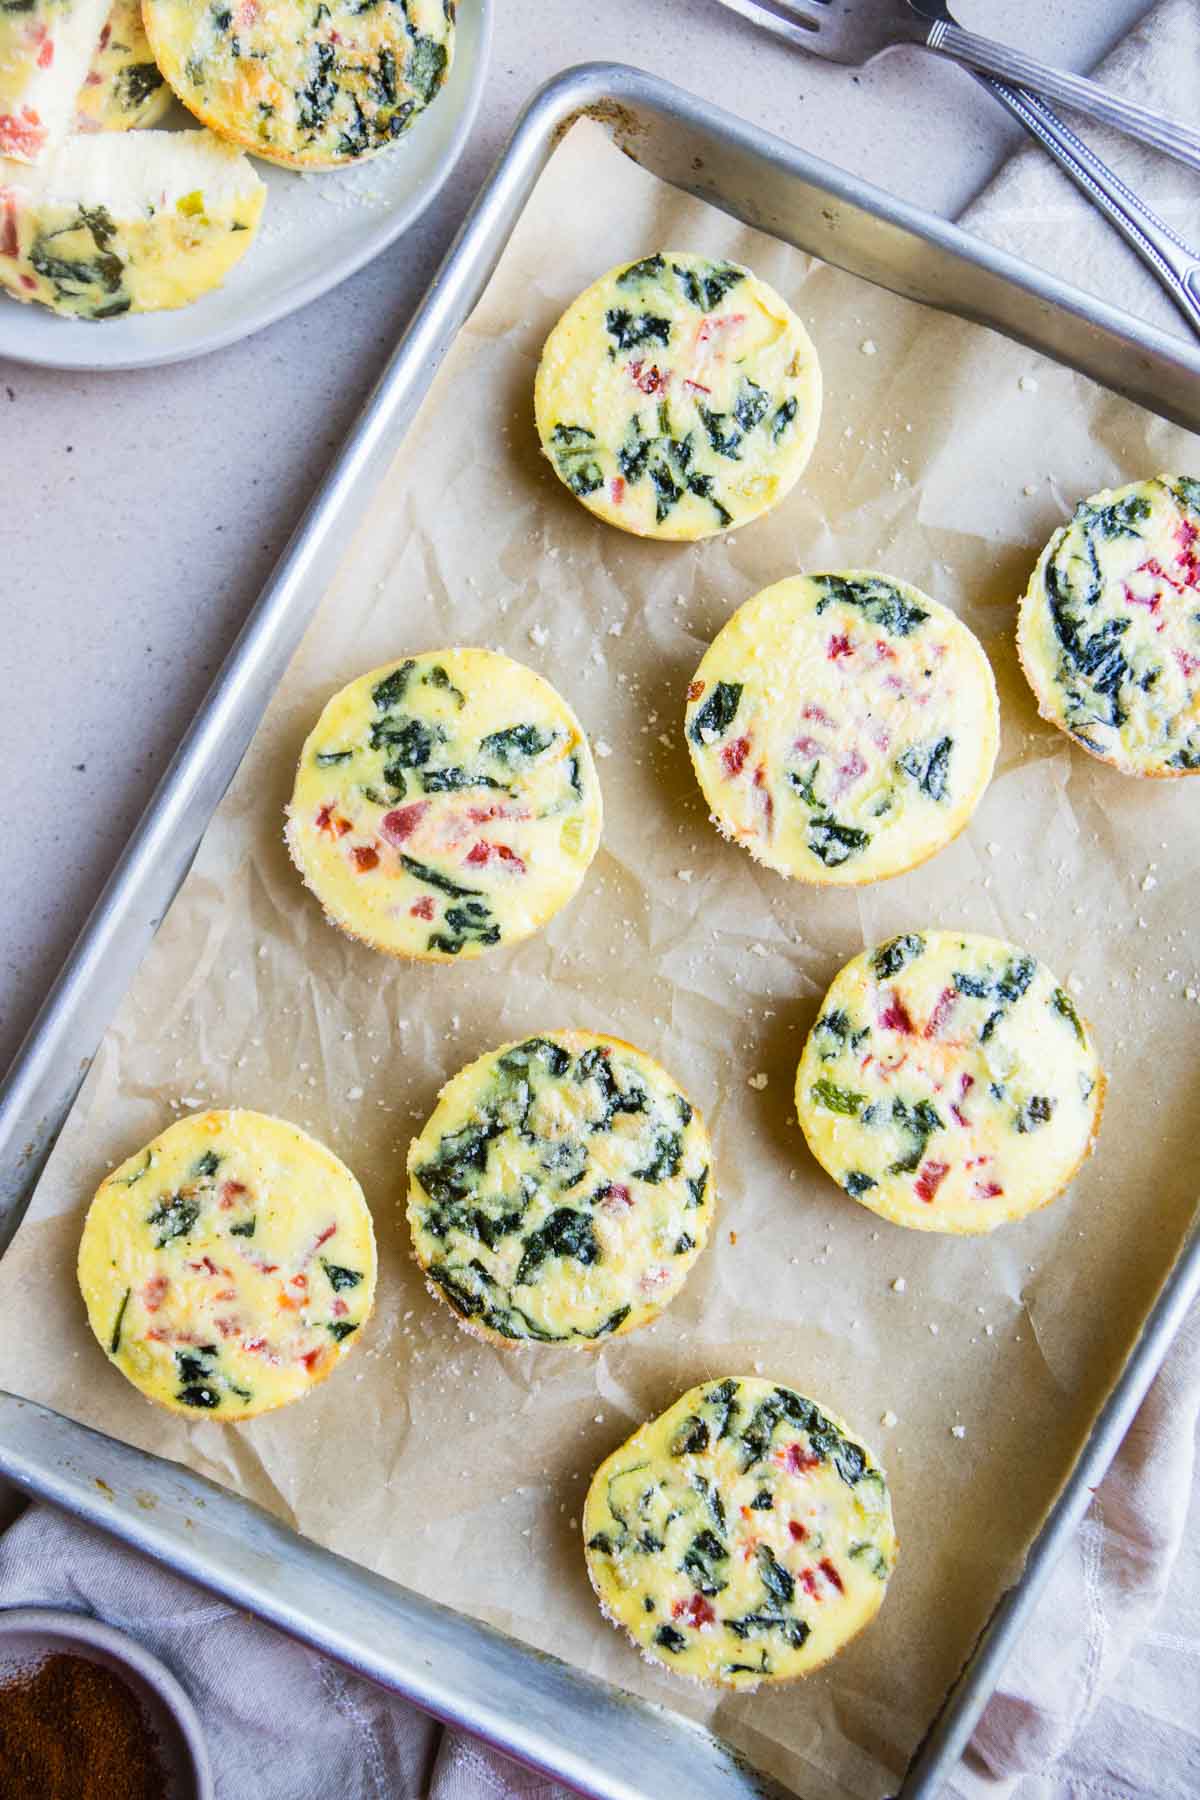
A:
[714,0,1200,340]
[712,0,1200,174]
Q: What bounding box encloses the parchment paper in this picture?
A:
[3,119,1199,1800]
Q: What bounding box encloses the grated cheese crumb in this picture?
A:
[881,1410,898,1428]
[748,1072,769,1091]
[891,1277,906,1293]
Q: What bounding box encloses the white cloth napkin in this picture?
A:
[3,11,1198,1800]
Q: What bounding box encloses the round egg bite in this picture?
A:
[75,0,173,131]
[142,0,454,169]
[1017,475,1200,777]
[407,1031,714,1346]
[795,930,1105,1233]
[534,251,821,541]
[583,1377,896,1688]
[685,572,998,885]
[78,1110,376,1419]
[286,650,603,964]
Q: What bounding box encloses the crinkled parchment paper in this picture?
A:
[2,119,1198,1800]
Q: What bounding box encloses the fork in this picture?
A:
[712,0,1200,174]
[714,0,1200,341]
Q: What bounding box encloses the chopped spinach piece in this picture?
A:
[1015,1095,1055,1133]
[316,749,354,766]
[321,1260,362,1292]
[672,260,744,310]
[297,40,338,133]
[649,457,683,521]
[480,724,554,763]
[550,423,604,496]
[704,1378,740,1441]
[697,402,743,460]
[514,1207,599,1288]
[178,1384,221,1409]
[888,1097,944,1175]
[1074,491,1151,541]
[146,1194,199,1249]
[617,253,666,286]
[749,1489,774,1511]
[872,933,925,978]
[671,1415,710,1457]
[193,1151,221,1179]
[683,470,733,528]
[726,1612,810,1650]
[616,412,651,483]
[114,62,165,108]
[109,1289,131,1356]
[576,1047,647,1129]
[633,1130,683,1183]
[370,715,437,767]
[808,815,871,867]
[654,1624,687,1654]
[604,307,671,351]
[397,854,478,899]
[229,1218,256,1238]
[419,767,505,794]
[997,956,1036,1003]
[681,1527,729,1595]
[577,1304,631,1340]
[692,1474,727,1532]
[372,661,416,710]
[848,1541,890,1579]
[499,1037,571,1080]
[406,33,448,103]
[115,1153,152,1187]
[811,1079,866,1117]
[772,397,798,441]
[689,680,743,743]
[673,1232,695,1254]
[686,1167,709,1208]
[328,1320,358,1342]
[897,734,952,802]
[1051,987,1086,1044]
[414,1117,501,1207]
[734,379,770,434]
[587,1531,615,1554]
[739,1387,811,1470]
[812,574,929,637]
[843,1171,877,1198]
[757,1544,795,1607]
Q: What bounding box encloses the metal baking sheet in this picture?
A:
[2,62,1199,1800]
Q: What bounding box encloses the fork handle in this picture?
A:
[932,21,1200,176]
[977,74,1200,342]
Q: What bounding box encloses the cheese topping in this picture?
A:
[0,0,111,163]
[796,930,1104,1233]
[534,251,821,541]
[407,1032,714,1346]
[583,1377,895,1688]
[142,0,454,169]
[685,572,999,884]
[1018,475,1200,777]
[0,130,265,319]
[75,0,172,132]
[287,651,603,963]
[77,1110,377,1419]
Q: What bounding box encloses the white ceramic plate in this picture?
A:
[0,0,492,372]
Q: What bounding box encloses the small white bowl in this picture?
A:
[0,1606,213,1800]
